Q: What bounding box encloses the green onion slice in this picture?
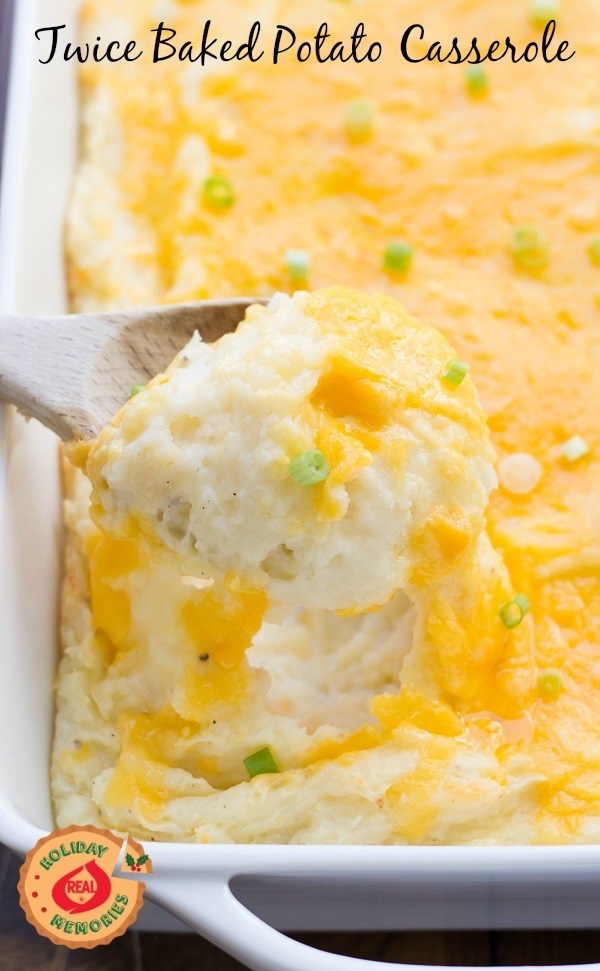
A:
[203,176,235,208]
[244,746,279,779]
[531,0,559,27]
[285,248,310,281]
[345,98,375,141]
[289,449,330,486]
[465,66,489,97]
[499,593,531,629]
[130,384,146,397]
[561,435,589,462]
[588,238,600,266]
[442,359,469,386]
[538,668,562,697]
[383,241,413,273]
[510,226,549,271]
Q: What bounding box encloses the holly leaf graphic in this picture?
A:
[125,853,136,868]
[137,854,149,866]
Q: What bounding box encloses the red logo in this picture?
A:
[19,825,152,948]
[51,860,112,914]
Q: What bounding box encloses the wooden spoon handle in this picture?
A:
[0,311,109,440]
[0,299,259,440]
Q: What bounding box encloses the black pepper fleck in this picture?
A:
[199,653,209,662]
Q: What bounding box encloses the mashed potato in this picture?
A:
[78,288,496,613]
[53,0,600,845]
[55,461,539,843]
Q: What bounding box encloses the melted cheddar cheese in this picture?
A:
[52,0,600,845]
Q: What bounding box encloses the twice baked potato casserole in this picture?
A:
[53,0,600,844]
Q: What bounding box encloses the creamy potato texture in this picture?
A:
[79,288,496,613]
[54,0,600,844]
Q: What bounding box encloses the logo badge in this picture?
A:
[18,825,152,948]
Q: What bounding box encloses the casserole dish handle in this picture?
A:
[148,872,600,971]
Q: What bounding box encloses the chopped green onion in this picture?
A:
[465,66,489,98]
[442,359,470,386]
[531,0,559,27]
[243,746,279,779]
[345,98,375,142]
[500,593,531,629]
[285,248,310,281]
[588,238,600,266]
[203,176,235,208]
[288,449,330,486]
[510,226,549,271]
[538,668,562,697]
[561,435,589,462]
[130,383,146,397]
[383,241,413,274]
[497,452,543,496]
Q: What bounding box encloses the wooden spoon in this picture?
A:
[0,298,262,440]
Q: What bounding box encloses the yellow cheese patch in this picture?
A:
[88,536,140,651]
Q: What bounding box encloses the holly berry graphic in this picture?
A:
[125,853,149,872]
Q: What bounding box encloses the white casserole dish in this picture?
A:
[1,3,600,969]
